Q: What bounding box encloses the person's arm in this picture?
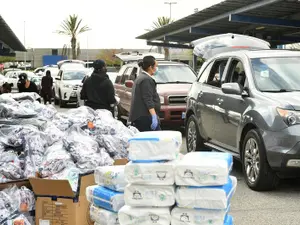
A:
[32,82,39,94]
[80,79,87,100]
[140,79,156,115]
[106,80,117,105]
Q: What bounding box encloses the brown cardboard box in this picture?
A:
[0,179,31,190]
[30,159,128,225]
[30,173,95,225]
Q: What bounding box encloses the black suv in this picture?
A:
[185,50,300,191]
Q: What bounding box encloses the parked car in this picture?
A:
[114,61,197,126]
[54,69,88,107]
[30,75,42,94]
[185,49,300,191]
[5,71,35,90]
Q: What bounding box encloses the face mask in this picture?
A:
[154,67,159,76]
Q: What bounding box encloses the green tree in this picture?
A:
[148,17,174,60]
[97,49,122,66]
[56,14,90,59]
[0,56,15,63]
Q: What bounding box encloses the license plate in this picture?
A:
[182,112,186,119]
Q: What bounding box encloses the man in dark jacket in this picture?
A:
[80,60,116,112]
[41,70,53,104]
[18,73,39,94]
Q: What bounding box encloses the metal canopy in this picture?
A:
[0,15,26,52]
[137,0,300,47]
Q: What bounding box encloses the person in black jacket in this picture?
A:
[0,82,13,94]
[17,73,39,94]
[129,56,161,132]
[41,70,53,104]
[80,59,116,112]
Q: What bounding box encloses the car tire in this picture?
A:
[242,129,279,191]
[59,91,66,108]
[186,115,204,152]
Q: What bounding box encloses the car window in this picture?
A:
[121,67,133,84]
[226,59,247,87]
[129,67,138,81]
[251,57,300,92]
[202,59,229,88]
[62,71,86,80]
[153,65,196,84]
[198,62,213,83]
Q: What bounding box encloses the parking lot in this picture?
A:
[56,105,300,225]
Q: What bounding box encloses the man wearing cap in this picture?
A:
[80,59,116,112]
[17,73,39,94]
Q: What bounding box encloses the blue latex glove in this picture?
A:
[151,114,158,130]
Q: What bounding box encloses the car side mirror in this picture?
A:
[221,83,243,95]
[55,77,61,81]
[125,80,134,88]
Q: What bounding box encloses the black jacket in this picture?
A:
[129,71,161,122]
[80,71,116,110]
[18,81,39,94]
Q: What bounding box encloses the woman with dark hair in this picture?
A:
[129,56,161,132]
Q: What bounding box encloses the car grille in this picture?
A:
[168,95,187,105]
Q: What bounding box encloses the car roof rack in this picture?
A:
[114,51,165,63]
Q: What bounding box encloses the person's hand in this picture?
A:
[151,114,158,130]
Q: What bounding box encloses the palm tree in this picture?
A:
[56,14,90,59]
[148,17,174,60]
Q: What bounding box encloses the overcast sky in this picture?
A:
[2,0,223,49]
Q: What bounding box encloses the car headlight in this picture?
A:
[63,84,73,88]
[159,96,165,104]
[277,108,300,126]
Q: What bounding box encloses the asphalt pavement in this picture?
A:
[55,104,300,225]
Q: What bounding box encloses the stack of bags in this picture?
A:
[86,165,127,225]
[119,131,182,225]
[174,152,237,225]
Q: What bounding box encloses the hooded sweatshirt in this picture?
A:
[80,71,116,110]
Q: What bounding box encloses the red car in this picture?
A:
[114,61,197,127]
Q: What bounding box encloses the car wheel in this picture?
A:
[59,91,66,108]
[242,129,279,191]
[53,90,59,105]
[186,115,204,152]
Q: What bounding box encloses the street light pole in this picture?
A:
[23,21,27,70]
[164,1,177,19]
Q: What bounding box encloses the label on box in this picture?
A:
[39,219,50,225]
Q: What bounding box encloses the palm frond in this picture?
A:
[148,16,174,31]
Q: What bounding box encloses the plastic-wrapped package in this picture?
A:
[1,92,40,102]
[171,207,228,225]
[94,165,126,192]
[66,106,96,127]
[90,204,119,225]
[2,213,33,225]
[100,134,129,159]
[175,152,233,186]
[175,176,237,210]
[18,187,35,212]
[36,104,57,119]
[63,126,114,172]
[124,184,175,207]
[39,142,75,178]
[118,205,171,225]
[86,186,125,212]
[0,118,48,131]
[43,122,65,146]
[0,103,37,118]
[0,190,18,223]
[0,151,24,183]
[125,161,175,185]
[224,215,233,225]
[47,167,81,192]
[128,131,182,161]
[52,113,73,131]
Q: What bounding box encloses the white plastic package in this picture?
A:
[124,184,175,207]
[125,161,175,185]
[128,131,182,161]
[86,185,125,212]
[90,204,119,225]
[175,176,237,210]
[171,206,228,225]
[175,152,233,186]
[94,165,126,192]
[118,205,171,225]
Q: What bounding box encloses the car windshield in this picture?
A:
[251,57,300,92]
[61,63,85,70]
[153,65,196,84]
[63,71,86,80]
